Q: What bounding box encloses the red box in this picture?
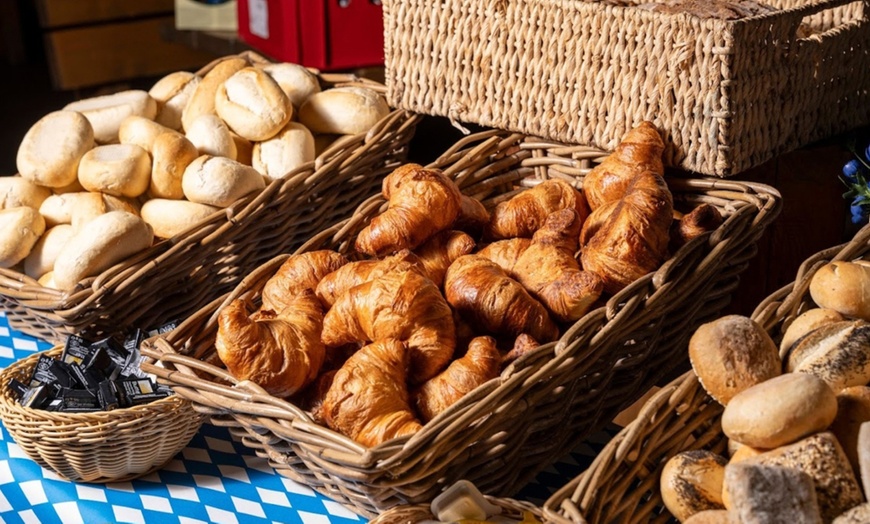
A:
[236,0,384,71]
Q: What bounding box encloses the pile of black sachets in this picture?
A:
[9,321,178,412]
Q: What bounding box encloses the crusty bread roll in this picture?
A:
[149,71,201,131]
[182,155,265,207]
[780,307,846,358]
[0,177,51,210]
[52,177,85,195]
[689,315,780,405]
[77,144,151,198]
[140,199,221,238]
[810,261,870,321]
[40,192,139,229]
[53,211,153,289]
[24,224,74,279]
[64,90,157,144]
[215,67,293,141]
[186,114,237,160]
[724,463,821,524]
[298,86,390,135]
[829,386,870,474]
[181,56,247,132]
[683,510,730,524]
[230,132,253,166]
[150,132,199,200]
[729,444,763,463]
[260,62,321,109]
[660,450,727,522]
[118,115,178,152]
[721,373,837,449]
[0,207,45,268]
[787,320,870,391]
[17,111,94,188]
[252,122,315,180]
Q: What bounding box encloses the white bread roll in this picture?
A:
[660,450,727,522]
[64,90,157,144]
[17,111,94,188]
[149,71,201,131]
[118,115,178,152]
[141,199,221,238]
[181,56,247,132]
[77,144,151,198]
[780,307,845,358]
[252,122,315,180]
[40,192,139,229]
[810,262,870,321]
[182,155,265,207]
[53,211,153,289]
[0,207,46,268]
[231,132,253,166]
[52,177,85,195]
[150,132,199,199]
[298,86,389,135]
[24,224,74,279]
[260,62,321,109]
[215,67,293,141]
[0,177,51,210]
[186,114,237,160]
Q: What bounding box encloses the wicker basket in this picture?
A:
[140,130,781,518]
[0,347,204,483]
[384,0,869,177]
[370,494,544,524]
[0,50,420,345]
[540,223,870,524]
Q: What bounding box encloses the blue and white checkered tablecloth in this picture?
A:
[0,311,615,524]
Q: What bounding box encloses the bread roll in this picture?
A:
[780,307,846,358]
[724,463,821,524]
[252,122,315,180]
[830,386,870,474]
[64,90,157,144]
[77,144,151,198]
[186,114,237,160]
[215,67,293,141]
[858,422,870,504]
[722,373,837,449]
[729,444,763,463]
[834,503,870,524]
[17,111,94,188]
[24,224,74,279]
[150,132,199,199]
[683,511,730,524]
[52,177,85,195]
[181,56,247,132]
[182,155,265,207]
[689,315,780,405]
[0,207,45,268]
[260,62,321,109]
[810,261,870,320]
[53,211,153,289]
[38,271,56,289]
[0,177,51,210]
[40,192,139,229]
[660,450,727,522]
[230,132,253,166]
[787,320,870,391]
[149,71,200,130]
[140,199,220,238]
[118,115,178,152]
[299,86,390,135]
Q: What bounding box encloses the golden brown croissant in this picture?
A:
[581,171,674,294]
[583,121,665,211]
[453,194,490,237]
[355,164,463,256]
[261,250,348,312]
[476,238,532,274]
[321,269,456,384]
[322,339,423,447]
[413,230,476,287]
[215,292,325,397]
[501,333,540,369]
[444,255,559,342]
[314,250,427,307]
[414,336,501,422]
[485,179,590,240]
[669,203,724,252]
[579,200,619,246]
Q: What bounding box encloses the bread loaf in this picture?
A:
[77,144,151,198]
[181,56,247,132]
[23,224,73,279]
[660,450,728,522]
[149,132,199,200]
[260,62,321,109]
[182,155,265,207]
[118,116,178,152]
[724,463,821,524]
[252,122,315,180]
[299,86,390,135]
[787,320,870,391]
[185,114,237,160]
[215,67,293,141]
[148,71,200,130]
[0,177,51,210]
[0,207,45,268]
[781,308,846,358]
[17,111,94,188]
[140,199,221,238]
[810,261,870,321]
[64,90,156,144]
[830,386,870,475]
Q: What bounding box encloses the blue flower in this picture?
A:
[844,159,862,182]
[852,197,869,224]
[865,143,870,163]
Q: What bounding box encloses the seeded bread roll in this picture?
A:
[17,111,94,188]
[24,224,74,279]
[182,155,265,207]
[689,315,780,405]
[0,207,45,268]
[252,122,315,180]
[186,114,237,160]
[810,261,870,321]
[787,320,870,391]
[149,71,200,131]
[260,62,321,109]
[141,199,221,239]
[118,116,178,152]
[215,67,293,141]
[724,463,821,524]
[77,144,151,198]
[660,450,728,522]
[150,132,199,200]
[830,386,870,474]
[0,177,51,210]
[780,308,846,358]
[64,90,157,144]
[298,86,390,135]
[181,56,247,132]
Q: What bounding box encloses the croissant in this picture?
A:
[321,269,456,384]
[413,230,476,287]
[322,339,423,447]
[315,250,427,307]
[485,178,590,240]
[215,292,325,397]
[355,164,463,257]
[414,336,501,422]
[581,171,674,294]
[669,203,724,252]
[477,238,532,274]
[261,250,348,312]
[579,200,619,246]
[501,334,540,369]
[453,194,490,237]
[444,255,559,342]
[583,121,665,211]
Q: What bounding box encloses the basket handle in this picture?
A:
[781,0,868,41]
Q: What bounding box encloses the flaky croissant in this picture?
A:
[581,171,674,294]
[215,293,325,397]
[322,339,423,447]
[321,269,456,384]
[355,164,463,257]
[444,255,559,342]
[413,230,476,287]
[669,203,724,252]
[477,238,532,274]
[583,121,665,211]
[261,250,348,312]
[453,194,490,237]
[579,200,618,246]
[414,336,501,422]
[314,250,427,307]
[485,178,590,240]
[501,334,540,369]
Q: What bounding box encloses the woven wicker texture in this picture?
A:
[0,347,204,483]
[370,495,543,524]
[140,130,781,518]
[542,223,870,524]
[0,51,420,345]
[383,0,869,177]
